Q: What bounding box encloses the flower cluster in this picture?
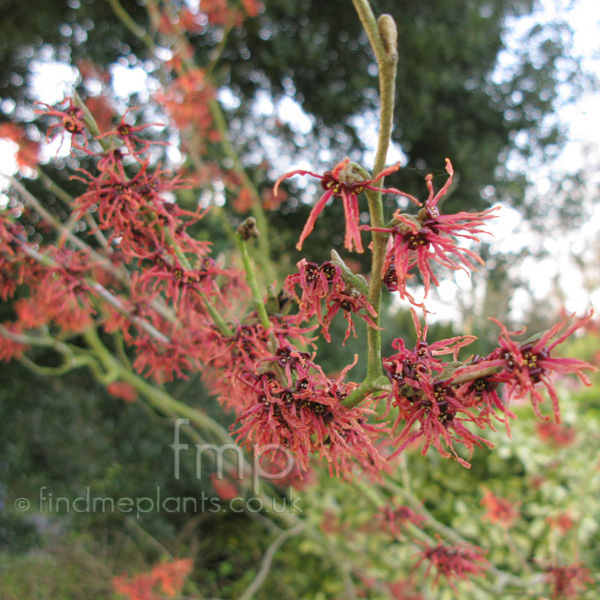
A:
[383,310,498,467]
[372,159,498,304]
[285,258,378,343]
[15,96,248,387]
[1,5,598,596]
[234,349,386,475]
[414,538,488,592]
[383,308,596,467]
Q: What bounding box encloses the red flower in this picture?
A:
[96,108,167,157]
[544,563,593,599]
[107,381,138,403]
[480,490,519,528]
[136,255,225,312]
[132,337,197,383]
[488,311,597,422]
[379,502,426,538]
[35,97,89,151]
[113,558,192,600]
[234,352,387,475]
[371,159,497,303]
[536,422,577,447]
[547,512,574,534]
[112,572,158,600]
[285,259,379,344]
[453,353,515,436]
[275,159,420,253]
[384,310,490,467]
[151,559,193,597]
[415,538,488,592]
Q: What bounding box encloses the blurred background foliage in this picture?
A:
[1,0,599,598]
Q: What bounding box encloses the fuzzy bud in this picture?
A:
[378,14,398,59]
[237,217,260,240]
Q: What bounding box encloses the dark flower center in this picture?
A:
[404,230,429,250]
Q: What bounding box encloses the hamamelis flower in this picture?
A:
[35,97,89,151]
[544,563,593,599]
[487,311,597,422]
[112,558,193,600]
[96,108,168,157]
[234,353,386,475]
[285,259,379,343]
[480,490,519,528]
[536,422,576,446]
[415,538,488,593]
[379,502,426,538]
[453,353,515,435]
[371,159,497,303]
[383,310,490,467]
[275,159,420,253]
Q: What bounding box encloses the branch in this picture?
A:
[343,2,399,406]
[237,525,304,600]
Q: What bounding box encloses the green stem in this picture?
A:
[73,90,107,142]
[83,327,229,440]
[343,2,399,408]
[107,0,156,52]
[200,291,235,337]
[236,232,271,331]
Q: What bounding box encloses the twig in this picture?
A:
[237,525,304,600]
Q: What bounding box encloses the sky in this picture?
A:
[1,0,599,324]
[405,0,600,323]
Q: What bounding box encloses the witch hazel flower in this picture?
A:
[383,310,492,467]
[205,314,316,414]
[414,537,488,593]
[112,558,193,600]
[234,352,387,475]
[285,258,379,343]
[284,259,343,320]
[95,108,168,158]
[452,353,515,435]
[544,562,593,599]
[370,159,497,304]
[480,489,520,528]
[136,255,227,312]
[484,310,597,422]
[379,502,426,538]
[275,159,420,253]
[35,97,90,152]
